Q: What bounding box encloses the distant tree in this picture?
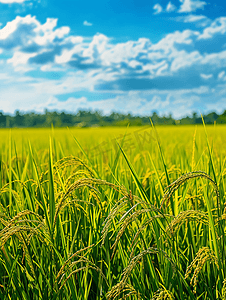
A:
[204,112,218,124]
[151,111,159,124]
[15,110,24,127]
[217,110,226,124]
[0,112,6,127]
[0,108,225,128]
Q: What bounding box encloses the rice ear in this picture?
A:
[160,171,219,210]
[151,288,175,300]
[185,247,219,294]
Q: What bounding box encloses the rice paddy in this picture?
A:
[0,124,226,299]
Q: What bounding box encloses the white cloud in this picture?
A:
[218,71,225,79]
[83,33,109,63]
[201,51,226,67]
[198,17,226,39]
[1,15,226,116]
[101,38,151,66]
[28,93,172,116]
[34,18,70,45]
[83,21,93,26]
[0,66,225,117]
[0,0,27,3]
[156,62,169,75]
[153,4,163,14]
[7,51,36,66]
[166,2,177,12]
[0,15,70,50]
[55,40,84,64]
[179,0,207,13]
[200,73,213,80]
[0,15,36,41]
[181,14,207,22]
[1,14,226,82]
[32,96,88,113]
[171,50,201,72]
[205,99,226,114]
[151,29,198,55]
[25,91,206,118]
[175,15,210,27]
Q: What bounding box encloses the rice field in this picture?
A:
[0,124,226,299]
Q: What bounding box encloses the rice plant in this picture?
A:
[0,125,226,299]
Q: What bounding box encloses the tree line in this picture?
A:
[0,109,225,128]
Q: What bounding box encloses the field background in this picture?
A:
[1,124,226,160]
[0,125,226,299]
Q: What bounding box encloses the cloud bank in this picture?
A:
[0,0,27,3]
[153,0,207,14]
[0,14,226,117]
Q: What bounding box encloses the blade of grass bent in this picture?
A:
[117,141,148,202]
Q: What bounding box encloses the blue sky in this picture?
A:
[0,0,226,118]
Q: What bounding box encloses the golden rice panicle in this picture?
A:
[165,210,209,236]
[107,284,141,300]
[129,213,171,259]
[54,177,123,229]
[101,196,128,246]
[151,288,175,300]
[160,171,219,210]
[55,244,94,282]
[52,155,95,177]
[107,248,159,299]
[101,192,141,247]
[185,247,219,294]
[222,279,226,299]
[110,208,151,259]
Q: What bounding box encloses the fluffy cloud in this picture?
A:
[83,21,93,26]
[166,2,177,13]
[0,15,70,50]
[0,0,27,3]
[198,17,226,39]
[1,85,222,118]
[179,0,207,13]
[153,0,208,15]
[1,90,193,117]
[205,99,226,114]
[1,14,226,116]
[1,14,226,85]
[153,4,163,15]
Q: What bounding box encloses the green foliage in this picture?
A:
[1,109,226,128]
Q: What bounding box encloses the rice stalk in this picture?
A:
[151,288,175,300]
[165,210,209,237]
[222,279,226,299]
[185,247,219,294]
[160,171,219,210]
[106,247,175,300]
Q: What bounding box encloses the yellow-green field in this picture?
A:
[0,125,226,299]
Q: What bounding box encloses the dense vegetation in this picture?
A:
[0,124,226,299]
[0,109,226,127]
